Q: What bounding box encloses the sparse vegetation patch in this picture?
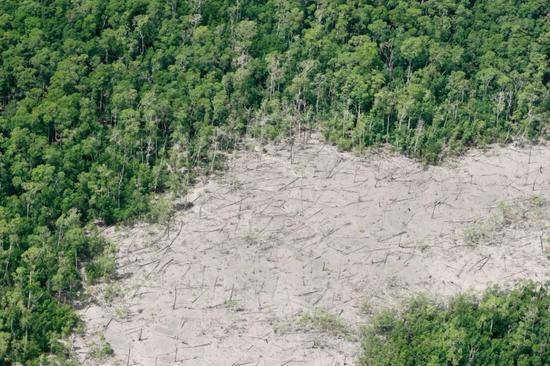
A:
[296,308,349,337]
[463,196,549,246]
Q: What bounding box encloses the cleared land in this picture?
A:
[74,139,549,365]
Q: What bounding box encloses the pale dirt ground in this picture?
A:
[73,138,550,366]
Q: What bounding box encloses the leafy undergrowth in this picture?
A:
[359,281,549,366]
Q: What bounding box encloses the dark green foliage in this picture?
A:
[0,0,548,364]
[360,282,549,366]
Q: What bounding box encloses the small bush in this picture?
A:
[89,334,114,361]
[85,242,116,285]
[147,197,174,224]
[359,281,549,366]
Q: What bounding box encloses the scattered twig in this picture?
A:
[380,231,407,242]
[191,288,206,304]
[172,286,178,310]
[126,343,132,366]
[279,177,299,191]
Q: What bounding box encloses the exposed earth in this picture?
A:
[74,138,550,366]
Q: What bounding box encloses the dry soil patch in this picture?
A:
[74,139,550,366]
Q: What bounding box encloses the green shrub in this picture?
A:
[146,197,174,225]
[89,334,114,361]
[359,281,549,366]
[85,242,116,285]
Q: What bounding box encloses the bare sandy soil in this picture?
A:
[74,138,549,366]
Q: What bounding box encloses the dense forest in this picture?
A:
[0,0,548,364]
[360,281,549,366]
